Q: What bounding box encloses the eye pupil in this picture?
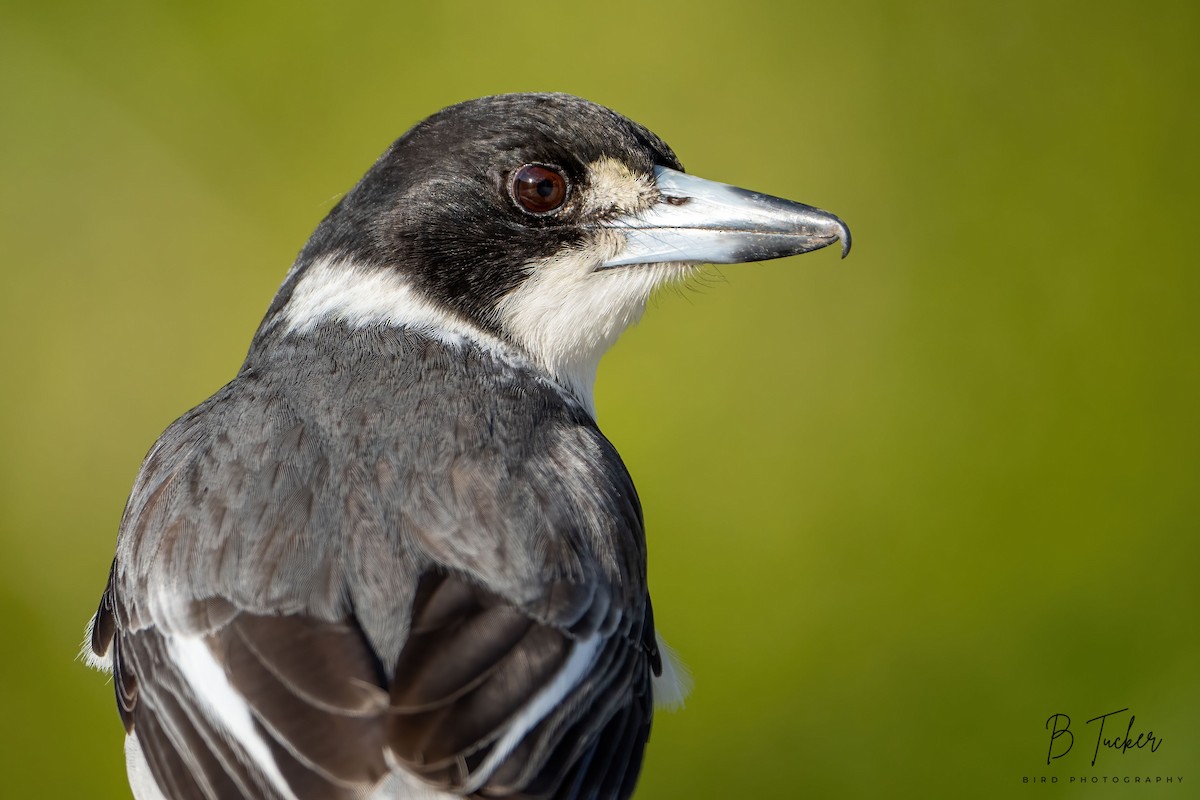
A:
[512,164,567,214]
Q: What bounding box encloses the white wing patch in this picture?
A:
[125,734,171,800]
[167,635,300,800]
[461,635,602,793]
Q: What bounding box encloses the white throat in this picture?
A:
[494,239,692,415]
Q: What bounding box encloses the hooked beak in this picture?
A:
[599,165,850,268]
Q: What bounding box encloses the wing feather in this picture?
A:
[385,571,654,799]
[93,330,659,799]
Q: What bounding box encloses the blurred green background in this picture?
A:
[2,1,1197,797]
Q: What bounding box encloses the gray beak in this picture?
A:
[599,165,851,268]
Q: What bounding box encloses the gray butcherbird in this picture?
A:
[86,93,850,800]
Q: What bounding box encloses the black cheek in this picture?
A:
[390,201,586,334]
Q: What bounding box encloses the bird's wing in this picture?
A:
[91,574,656,800]
[385,569,656,799]
[93,583,391,800]
[89,366,657,800]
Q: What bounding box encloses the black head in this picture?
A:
[293,93,682,325]
[260,93,849,406]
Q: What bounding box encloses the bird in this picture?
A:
[84,92,850,800]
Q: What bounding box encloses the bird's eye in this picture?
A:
[511,164,568,215]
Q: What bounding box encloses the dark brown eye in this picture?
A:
[511,164,568,215]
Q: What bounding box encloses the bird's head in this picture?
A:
[268,93,850,408]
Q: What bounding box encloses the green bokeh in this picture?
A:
[2,1,1196,797]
